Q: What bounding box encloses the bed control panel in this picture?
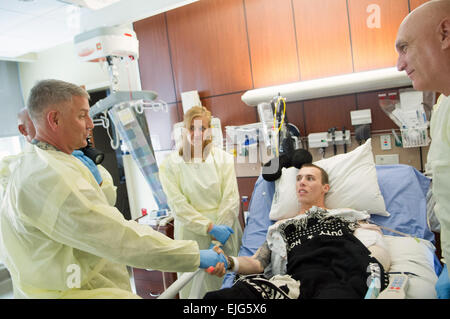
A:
[377,274,409,299]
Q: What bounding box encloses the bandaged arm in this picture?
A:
[354,222,391,271]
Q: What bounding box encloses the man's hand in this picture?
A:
[206,246,228,277]
[199,246,228,269]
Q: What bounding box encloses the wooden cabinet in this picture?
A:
[132,223,178,299]
[133,268,177,299]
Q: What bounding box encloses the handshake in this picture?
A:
[198,224,234,277]
[199,245,229,277]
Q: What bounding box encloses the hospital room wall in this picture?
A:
[134,0,432,202]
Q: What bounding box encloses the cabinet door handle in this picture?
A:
[149,291,161,297]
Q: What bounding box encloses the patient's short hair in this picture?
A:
[301,163,329,185]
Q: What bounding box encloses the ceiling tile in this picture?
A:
[0,10,34,31]
[0,0,65,16]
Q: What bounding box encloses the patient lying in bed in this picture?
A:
[204,164,391,299]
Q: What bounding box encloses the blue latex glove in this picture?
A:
[72,150,103,185]
[209,225,234,246]
[199,248,228,269]
[436,264,450,299]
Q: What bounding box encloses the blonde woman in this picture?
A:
[159,106,243,298]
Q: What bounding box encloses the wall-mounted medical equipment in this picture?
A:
[307,127,351,159]
[241,67,411,106]
[307,130,351,148]
[351,109,372,145]
[378,89,433,148]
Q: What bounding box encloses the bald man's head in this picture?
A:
[396,0,450,95]
[17,108,36,143]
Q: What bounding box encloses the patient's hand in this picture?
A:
[209,262,227,277]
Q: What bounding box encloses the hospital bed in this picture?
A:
[218,164,441,299]
[159,145,442,299]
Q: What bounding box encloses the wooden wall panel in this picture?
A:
[166,0,253,100]
[201,93,258,135]
[245,0,299,88]
[348,0,409,72]
[303,95,357,134]
[285,101,306,137]
[134,14,176,104]
[410,0,431,11]
[293,0,353,80]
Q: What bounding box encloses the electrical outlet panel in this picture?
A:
[380,135,392,150]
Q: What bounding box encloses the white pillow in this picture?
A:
[269,139,389,221]
[384,235,438,299]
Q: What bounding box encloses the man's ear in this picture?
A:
[18,124,27,137]
[47,110,59,131]
[438,17,450,50]
[323,183,330,194]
